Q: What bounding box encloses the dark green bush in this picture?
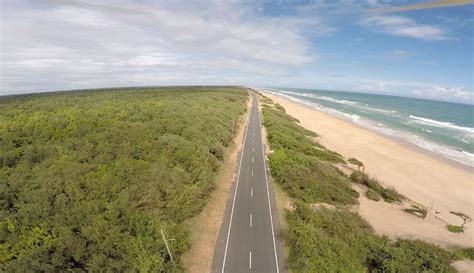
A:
[368,239,455,272]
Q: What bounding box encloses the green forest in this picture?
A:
[260,95,462,272]
[0,87,247,272]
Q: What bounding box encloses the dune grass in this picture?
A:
[350,170,404,203]
[0,87,247,272]
[348,157,365,172]
[403,205,428,219]
[365,188,382,201]
[260,94,457,273]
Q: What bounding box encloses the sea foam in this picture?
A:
[409,115,474,134]
[261,88,474,167]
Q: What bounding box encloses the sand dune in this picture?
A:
[263,91,474,248]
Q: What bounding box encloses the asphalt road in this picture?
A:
[212,93,284,273]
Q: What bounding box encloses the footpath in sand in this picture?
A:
[263,91,474,249]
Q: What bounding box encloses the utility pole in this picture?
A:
[161,229,177,269]
[231,118,235,135]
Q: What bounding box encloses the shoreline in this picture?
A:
[263,90,472,173]
[261,90,473,247]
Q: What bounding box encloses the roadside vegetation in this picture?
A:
[0,87,247,272]
[260,94,459,272]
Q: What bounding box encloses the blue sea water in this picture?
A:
[261,87,474,167]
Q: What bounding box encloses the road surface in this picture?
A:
[212,92,285,273]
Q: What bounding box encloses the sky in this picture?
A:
[0,0,473,103]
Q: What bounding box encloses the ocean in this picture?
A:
[261,87,474,167]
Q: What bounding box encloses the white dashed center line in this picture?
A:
[249,251,252,269]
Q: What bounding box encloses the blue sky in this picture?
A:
[0,0,473,103]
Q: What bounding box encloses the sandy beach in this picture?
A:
[263,91,474,248]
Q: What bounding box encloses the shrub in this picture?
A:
[269,149,358,205]
[262,106,347,164]
[462,248,474,260]
[366,189,381,201]
[368,239,456,273]
[403,205,427,219]
[209,143,225,161]
[284,203,456,273]
[450,211,472,229]
[380,186,404,204]
[350,171,403,203]
[350,170,369,184]
[284,202,376,272]
[452,247,474,260]
[274,103,286,112]
[348,157,364,172]
[447,225,464,233]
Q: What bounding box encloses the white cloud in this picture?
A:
[360,81,388,92]
[360,16,447,40]
[413,86,473,103]
[0,0,469,102]
[126,54,180,66]
[0,0,323,93]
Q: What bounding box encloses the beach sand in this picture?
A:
[263,91,474,248]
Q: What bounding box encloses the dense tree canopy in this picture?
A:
[0,87,247,272]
